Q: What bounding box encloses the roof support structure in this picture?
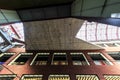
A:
[100,0,108,16]
[0,29,14,52]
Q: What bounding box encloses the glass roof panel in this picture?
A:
[76,21,120,42]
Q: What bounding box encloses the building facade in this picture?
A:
[0,48,120,80]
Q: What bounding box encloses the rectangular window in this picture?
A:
[0,53,15,64]
[52,53,68,65]
[108,52,120,64]
[30,53,49,65]
[88,52,113,65]
[104,75,120,80]
[70,53,89,65]
[21,75,43,80]
[48,75,70,80]
[9,53,33,65]
[0,75,16,80]
[76,75,99,80]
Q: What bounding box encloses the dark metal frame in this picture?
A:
[0,29,14,52]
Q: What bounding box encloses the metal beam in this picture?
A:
[12,37,25,44]
[0,10,9,23]
[95,23,98,41]
[100,0,108,16]
[0,29,12,44]
[80,0,84,16]
[0,29,14,52]
[10,25,21,39]
[73,16,120,27]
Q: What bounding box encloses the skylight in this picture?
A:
[111,13,120,18]
[0,22,25,52]
[76,21,120,42]
[0,23,24,41]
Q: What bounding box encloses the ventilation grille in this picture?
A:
[48,75,70,80]
[0,75,16,79]
[76,75,99,80]
[104,75,120,80]
[21,75,43,80]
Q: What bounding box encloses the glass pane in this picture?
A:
[0,53,14,64]
[10,53,33,65]
[88,52,112,65]
[32,53,49,65]
[52,53,68,65]
[71,53,89,65]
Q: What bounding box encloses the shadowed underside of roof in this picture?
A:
[24,18,103,50]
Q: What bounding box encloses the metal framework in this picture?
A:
[76,21,120,42]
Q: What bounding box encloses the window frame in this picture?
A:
[88,52,113,65]
[8,53,33,65]
[30,53,49,65]
[51,53,68,65]
[0,53,15,64]
[107,51,120,64]
[70,53,90,65]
